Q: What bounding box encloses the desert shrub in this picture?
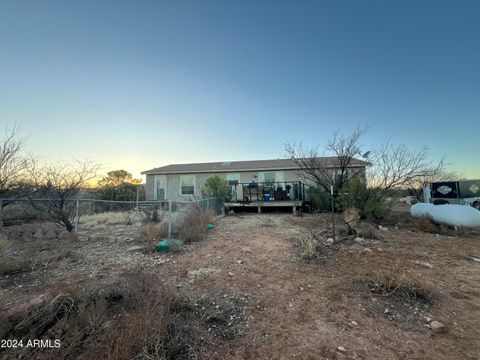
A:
[202,176,232,201]
[140,222,168,251]
[139,208,213,249]
[1,202,46,223]
[142,205,163,223]
[1,272,173,359]
[299,236,318,260]
[365,260,435,303]
[178,209,214,243]
[343,207,360,235]
[357,221,379,239]
[1,270,246,359]
[414,216,439,233]
[0,257,29,275]
[0,236,9,250]
[202,176,231,213]
[338,178,388,219]
[297,229,330,262]
[308,186,331,211]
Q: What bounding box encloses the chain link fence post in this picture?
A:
[168,199,172,240]
[0,199,3,227]
[330,185,336,242]
[74,199,80,233]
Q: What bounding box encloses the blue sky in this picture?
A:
[0,0,479,179]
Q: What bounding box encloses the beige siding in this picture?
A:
[144,168,365,200]
[145,174,155,200]
[146,170,304,200]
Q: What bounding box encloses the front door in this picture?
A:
[154,175,167,200]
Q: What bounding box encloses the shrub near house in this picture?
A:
[202,176,232,211]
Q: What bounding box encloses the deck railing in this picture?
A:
[228,181,310,203]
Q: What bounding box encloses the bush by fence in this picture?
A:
[0,198,220,234]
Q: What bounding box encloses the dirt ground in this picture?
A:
[1,210,479,359]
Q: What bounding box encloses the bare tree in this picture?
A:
[368,141,455,192]
[406,158,459,200]
[27,160,100,232]
[334,142,456,218]
[0,124,29,196]
[285,126,367,192]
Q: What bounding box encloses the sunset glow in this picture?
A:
[1,1,478,179]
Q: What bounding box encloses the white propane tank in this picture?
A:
[411,203,480,228]
[429,205,480,228]
[410,203,435,217]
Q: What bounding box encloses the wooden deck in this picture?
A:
[224,200,303,214]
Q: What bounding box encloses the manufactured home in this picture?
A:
[141,158,369,213]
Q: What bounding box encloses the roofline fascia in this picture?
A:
[141,164,367,175]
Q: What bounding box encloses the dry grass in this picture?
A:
[139,209,214,250]
[0,236,9,249]
[298,236,321,260]
[414,216,439,233]
[178,209,214,243]
[1,270,247,360]
[0,257,29,275]
[0,224,80,278]
[357,221,379,239]
[80,211,144,226]
[0,291,12,311]
[139,221,169,251]
[2,271,175,359]
[188,267,220,282]
[343,207,360,234]
[366,259,435,303]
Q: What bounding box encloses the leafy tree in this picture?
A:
[96,170,143,201]
[338,178,387,219]
[202,176,231,213]
[308,186,331,211]
[98,170,142,187]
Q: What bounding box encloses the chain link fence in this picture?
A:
[0,197,221,235]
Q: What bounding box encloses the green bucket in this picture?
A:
[155,239,183,252]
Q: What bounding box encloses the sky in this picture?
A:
[0,0,479,180]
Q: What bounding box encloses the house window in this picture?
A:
[263,172,276,184]
[226,173,240,185]
[180,175,195,195]
[259,171,284,185]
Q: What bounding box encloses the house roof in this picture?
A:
[141,157,369,175]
